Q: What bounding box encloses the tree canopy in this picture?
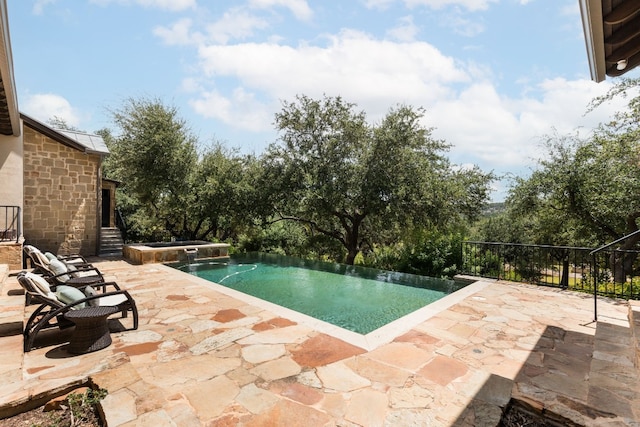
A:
[505,78,640,248]
[260,95,495,264]
[104,97,254,242]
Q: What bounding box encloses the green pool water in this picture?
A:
[171,253,468,334]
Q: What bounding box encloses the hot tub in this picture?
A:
[123,240,230,265]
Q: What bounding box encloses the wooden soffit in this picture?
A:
[580,0,640,82]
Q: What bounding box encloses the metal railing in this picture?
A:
[115,208,128,242]
[588,229,640,321]
[0,205,20,243]
[461,241,640,302]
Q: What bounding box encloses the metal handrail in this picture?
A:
[589,229,640,322]
[115,208,127,242]
[589,229,640,255]
[0,205,20,243]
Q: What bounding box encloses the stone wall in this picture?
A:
[0,241,22,270]
[22,125,101,256]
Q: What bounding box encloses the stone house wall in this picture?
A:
[0,242,22,270]
[22,124,102,256]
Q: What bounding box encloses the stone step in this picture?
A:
[586,318,640,423]
[99,228,124,256]
[630,301,640,369]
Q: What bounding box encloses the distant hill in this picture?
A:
[482,202,505,216]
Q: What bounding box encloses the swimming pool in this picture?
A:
[169,253,470,335]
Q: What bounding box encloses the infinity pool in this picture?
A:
[170,253,469,334]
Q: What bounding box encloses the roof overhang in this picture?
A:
[21,112,109,156]
[580,0,640,82]
[0,0,19,136]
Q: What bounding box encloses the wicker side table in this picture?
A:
[64,306,118,354]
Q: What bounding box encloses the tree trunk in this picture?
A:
[560,259,569,289]
[345,248,358,265]
[611,217,640,283]
[343,215,363,265]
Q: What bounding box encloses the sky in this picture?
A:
[7,0,640,201]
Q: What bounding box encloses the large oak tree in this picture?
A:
[507,78,640,282]
[104,97,254,242]
[260,95,494,264]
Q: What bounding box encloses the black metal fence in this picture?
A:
[0,205,20,243]
[461,241,640,300]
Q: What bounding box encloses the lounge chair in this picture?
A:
[24,245,92,270]
[23,245,104,289]
[17,272,138,352]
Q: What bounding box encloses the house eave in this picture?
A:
[580,0,607,83]
[0,0,20,136]
[20,112,108,155]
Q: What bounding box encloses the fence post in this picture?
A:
[592,253,598,322]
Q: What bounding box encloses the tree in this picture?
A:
[507,78,640,281]
[260,95,494,264]
[47,116,81,132]
[104,97,253,242]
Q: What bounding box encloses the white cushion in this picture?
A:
[97,294,127,307]
[32,249,51,266]
[84,285,126,307]
[48,259,71,282]
[25,272,51,295]
[84,286,99,307]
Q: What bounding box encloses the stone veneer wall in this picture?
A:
[0,241,22,270]
[22,125,101,256]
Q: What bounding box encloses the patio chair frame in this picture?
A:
[17,272,138,352]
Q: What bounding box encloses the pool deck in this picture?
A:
[0,258,639,426]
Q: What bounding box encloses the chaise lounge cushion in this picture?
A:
[49,259,72,282]
[25,272,55,297]
[55,285,87,309]
[84,285,128,308]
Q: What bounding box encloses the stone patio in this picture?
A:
[0,258,639,426]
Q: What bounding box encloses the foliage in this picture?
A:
[505,78,640,281]
[66,388,108,427]
[361,230,464,278]
[237,221,308,256]
[103,97,255,242]
[42,388,108,427]
[47,116,82,132]
[462,246,502,278]
[471,206,535,244]
[260,94,495,264]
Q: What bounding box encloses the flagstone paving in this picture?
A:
[0,258,638,426]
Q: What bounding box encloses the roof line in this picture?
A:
[579,0,606,83]
[20,112,98,154]
[0,0,20,136]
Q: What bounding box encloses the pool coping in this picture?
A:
[160,263,494,351]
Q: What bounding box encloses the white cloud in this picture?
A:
[205,9,270,44]
[386,15,420,41]
[406,0,497,10]
[248,0,313,21]
[365,0,498,12]
[190,87,273,132]
[193,30,468,128]
[153,18,203,46]
[89,0,196,12]
[444,14,485,37]
[154,9,271,46]
[427,78,620,171]
[362,0,395,10]
[32,0,57,15]
[22,93,82,128]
